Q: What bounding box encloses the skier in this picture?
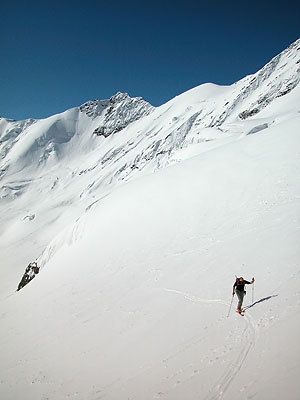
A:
[232,276,255,313]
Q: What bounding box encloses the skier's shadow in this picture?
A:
[243,294,278,310]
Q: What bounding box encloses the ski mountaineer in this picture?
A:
[232,276,255,313]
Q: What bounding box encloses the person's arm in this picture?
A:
[232,282,236,295]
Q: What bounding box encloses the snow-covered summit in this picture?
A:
[0,92,155,192]
[227,37,300,122]
[183,37,300,127]
[79,92,153,122]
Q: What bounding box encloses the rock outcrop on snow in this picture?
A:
[17,262,39,291]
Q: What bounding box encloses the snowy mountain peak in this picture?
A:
[0,91,154,183]
[87,92,154,137]
[235,38,300,120]
[79,91,153,121]
[207,38,300,126]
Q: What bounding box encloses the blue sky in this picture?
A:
[1,0,299,120]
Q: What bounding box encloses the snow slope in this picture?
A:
[0,39,300,400]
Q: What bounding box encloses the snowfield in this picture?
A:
[0,39,300,400]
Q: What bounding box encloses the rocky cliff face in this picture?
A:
[84,92,155,137]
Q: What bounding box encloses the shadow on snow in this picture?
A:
[243,294,278,310]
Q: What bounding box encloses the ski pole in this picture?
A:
[227,294,234,318]
[252,280,255,304]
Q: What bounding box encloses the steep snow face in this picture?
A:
[0,117,37,176]
[0,93,154,239]
[207,38,300,125]
[231,38,300,121]
[0,92,154,176]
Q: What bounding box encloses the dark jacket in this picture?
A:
[233,279,251,294]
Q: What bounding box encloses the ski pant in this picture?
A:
[235,289,245,310]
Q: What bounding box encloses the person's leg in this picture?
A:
[236,290,244,311]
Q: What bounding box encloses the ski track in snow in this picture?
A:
[164,289,256,400]
[205,312,256,400]
[164,288,228,306]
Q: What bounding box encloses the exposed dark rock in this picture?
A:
[17,262,40,291]
[239,108,260,120]
[93,125,125,137]
[276,82,297,97]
